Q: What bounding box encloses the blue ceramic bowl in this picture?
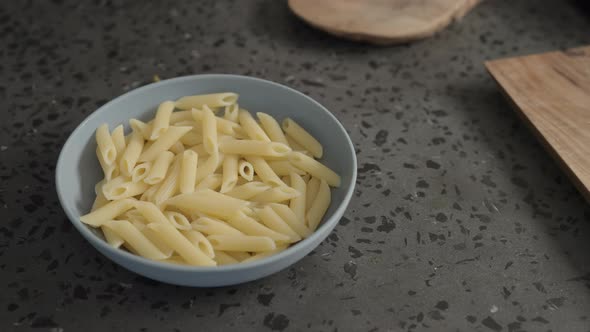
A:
[56,74,357,287]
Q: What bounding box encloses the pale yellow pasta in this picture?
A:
[164,211,192,230]
[251,186,300,203]
[306,179,331,231]
[169,110,193,124]
[255,206,300,242]
[195,151,222,183]
[245,156,286,187]
[102,227,124,248]
[96,124,117,165]
[175,92,238,109]
[242,245,288,263]
[190,217,244,236]
[224,181,270,200]
[192,109,241,136]
[305,177,321,211]
[195,174,222,191]
[189,144,209,157]
[91,186,109,211]
[219,140,291,157]
[103,178,149,200]
[150,101,175,140]
[131,162,151,183]
[225,251,251,261]
[282,118,323,158]
[152,157,181,205]
[289,172,307,222]
[129,119,152,140]
[224,104,239,123]
[267,161,305,176]
[226,211,290,242]
[289,152,340,187]
[145,151,174,185]
[132,201,170,224]
[201,105,218,155]
[181,230,215,258]
[213,250,239,265]
[238,160,254,181]
[256,112,289,145]
[239,109,270,141]
[179,150,198,194]
[207,234,276,252]
[147,223,216,266]
[120,130,144,177]
[269,203,312,238]
[169,141,185,154]
[163,189,250,220]
[286,135,306,151]
[138,126,191,162]
[140,183,159,201]
[180,130,202,146]
[159,256,188,265]
[96,147,118,181]
[123,209,148,224]
[221,154,238,193]
[80,198,136,227]
[141,227,174,258]
[111,125,126,159]
[103,220,168,260]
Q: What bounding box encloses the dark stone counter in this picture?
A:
[1,0,589,331]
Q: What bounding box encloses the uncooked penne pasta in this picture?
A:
[207,234,276,252]
[120,130,144,177]
[289,152,340,187]
[257,112,289,145]
[238,160,254,181]
[175,92,238,109]
[144,151,174,185]
[219,140,291,158]
[306,179,331,231]
[250,186,300,203]
[221,154,238,193]
[147,222,216,266]
[179,150,198,194]
[282,118,323,158]
[224,181,270,200]
[80,198,136,227]
[138,126,191,162]
[150,101,175,140]
[245,156,287,187]
[96,124,117,165]
[190,217,244,236]
[239,109,270,141]
[104,220,168,260]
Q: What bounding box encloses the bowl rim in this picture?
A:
[56,74,357,272]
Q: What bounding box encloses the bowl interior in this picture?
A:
[56,74,356,266]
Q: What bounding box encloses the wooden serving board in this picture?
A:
[486,46,590,200]
[288,0,481,45]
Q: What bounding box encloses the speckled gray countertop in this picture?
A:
[1,0,590,331]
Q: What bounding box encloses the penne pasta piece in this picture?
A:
[221,154,239,193]
[224,181,270,200]
[305,177,321,211]
[103,178,149,200]
[129,119,152,140]
[164,211,192,230]
[255,206,301,242]
[207,234,276,252]
[306,179,331,231]
[195,151,222,183]
[201,105,218,155]
[147,222,216,266]
[257,112,289,145]
[96,124,117,165]
[224,104,239,123]
[96,147,118,181]
[158,256,189,265]
[152,156,181,205]
[131,162,151,183]
[169,141,185,154]
[286,135,306,151]
[289,172,307,222]
[190,216,244,236]
[145,151,174,185]
[92,191,109,211]
[163,189,250,220]
[111,124,126,159]
[141,227,174,258]
[102,226,124,248]
[104,220,168,260]
[219,140,291,158]
[238,160,254,181]
[132,200,171,224]
[282,118,323,158]
[175,93,238,109]
[120,130,145,177]
[225,251,251,261]
[179,130,202,146]
[245,156,287,187]
[192,108,241,136]
[123,209,148,224]
[239,109,270,141]
[289,152,340,187]
[267,161,306,176]
[150,100,175,140]
[181,230,215,258]
[269,203,312,238]
[195,174,222,191]
[80,198,136,227]
[169,110,193,124]
[226,210,290,242]
[138,126,192,162]
[213,250,239,265]
[250,186,300,203]
[189,144,209,157]
[179,150,198,194]
[241,245,288,263]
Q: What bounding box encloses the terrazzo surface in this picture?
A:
[1,0,590,331]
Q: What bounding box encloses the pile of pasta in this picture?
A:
[81,92,341,266]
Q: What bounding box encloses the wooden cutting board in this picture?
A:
[486,46,590,200]
[288,0,481,45]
